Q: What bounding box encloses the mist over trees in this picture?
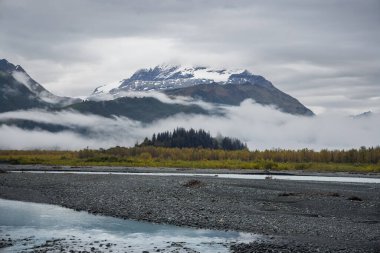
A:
[138,128,247,150]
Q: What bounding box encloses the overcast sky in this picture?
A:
[1,0,379,114]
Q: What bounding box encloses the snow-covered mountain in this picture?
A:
[0,59,80,112]
[0,59,314,118]
[90,64,313,116]
[0,59,209,123]
[92,64,272,95]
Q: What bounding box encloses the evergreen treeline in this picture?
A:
[138,128,247,150]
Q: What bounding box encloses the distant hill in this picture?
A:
[65,96,209,123]
[351,111,373,119]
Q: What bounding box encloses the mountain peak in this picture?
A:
[0,59,28,75]
[0,59,81,110]
[352,111,373,119]
[0,59,17,73]
[92,64,259,95]
[157,63,180,71]
[0,59,10,64]
[15,65,26,73]
[93,63,253,95]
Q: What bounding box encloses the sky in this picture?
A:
[0,0,379,114]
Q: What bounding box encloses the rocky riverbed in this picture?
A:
[0,166,379,252]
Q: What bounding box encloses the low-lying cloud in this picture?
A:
[0,100,379,150]
[88,90,218,111]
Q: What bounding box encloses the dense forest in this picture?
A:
[138,128,247,150]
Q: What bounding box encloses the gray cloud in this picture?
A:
[0,0,379,112]
[0,102,379,150]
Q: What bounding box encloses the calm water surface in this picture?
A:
[10,170,380,184]
[0,199,257,252]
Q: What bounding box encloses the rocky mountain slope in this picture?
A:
[65,96,208,123]
[0,59,209,125]
[92,65,246,94]
[0,59,80,112]
[165,82,313,116]
[0,59,314,127]
[92,64,314,116]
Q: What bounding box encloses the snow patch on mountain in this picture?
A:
[91,65,250,96]
[11,70,60,104]
[192,67,244,82]
[0,59,81,106]
[12,71,31,90]
[93,80,124,95]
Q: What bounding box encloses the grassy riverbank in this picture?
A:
[0,147,379,173]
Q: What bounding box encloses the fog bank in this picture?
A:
[0,101,378,150]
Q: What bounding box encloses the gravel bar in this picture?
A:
[0,165,379,252]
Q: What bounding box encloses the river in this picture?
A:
[0,199,257,252]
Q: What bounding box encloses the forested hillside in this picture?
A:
[139,128,247,150]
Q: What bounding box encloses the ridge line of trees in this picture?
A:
[138,128,247,150]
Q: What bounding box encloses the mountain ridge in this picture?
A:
[0,59,80,112]
[91,64,313,116]
[0,59,314,119]
[92,64,272,95]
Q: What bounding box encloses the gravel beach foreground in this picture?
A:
[0,166,379,252]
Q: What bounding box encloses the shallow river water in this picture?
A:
[0,199,257,252]
[10,170,380,184]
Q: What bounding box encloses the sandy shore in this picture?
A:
[0,165,379,252]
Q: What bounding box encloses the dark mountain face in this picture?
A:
[0,66,49,113]
[65,96,209,123]
[165,83,314,116]
[0,59,81,113]
[0,63,44,112]
[0,59,19,73]
[226,70,273,87]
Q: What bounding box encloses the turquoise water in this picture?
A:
[0,199,257,252]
